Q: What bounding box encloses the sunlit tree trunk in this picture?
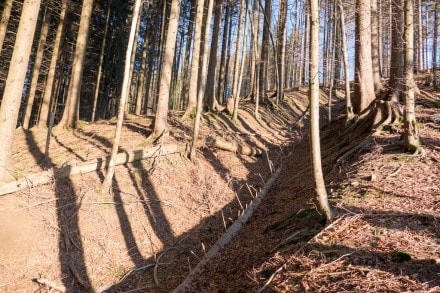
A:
[58,0,94,129]
[371,0,384,93]
[205,0,223,111]
[277,0,287,104]
[231,0,245,121]
[259,0,272,101]
[309,0,332,221]
[23,5,52,129]
[417,0,424,72]
[190,0,214,161]
[38,0,67,127]
[101,0,143,194]
[91,1,111,122]
[338,0,353,118]
[0,0,41,182]
[404,0,423,155]
[153,0,181,136]
[0,0,13,54]
[183,0,204,119]
[389,0,404,101]
[354,0,375,113]
[433,1,438,88]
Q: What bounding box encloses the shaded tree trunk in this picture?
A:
[389,0,405,100]
[276,0,287,104]
[433,1,439,88]
[38,0,67,127]
[153,0,181,137]
[23,5,52,129]
[404,0,423,155]
[58,0,94,129]
[338,0,353,118]
[0,0,41,182]
[354,0,375,113]
[371,0,384,93]
[259,0,272,101]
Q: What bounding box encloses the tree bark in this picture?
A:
[309,0,332,221]
[38,0,67,127]
[58,0,94,129]
[205,0,223,111]
[354,0,376,113]
[190,0,214,161]
[389,0,405,100]
[153,0,181,137]
[371,0,384,93]
[259,0,272,101]
[91,1,111,122]
[276,0,287,104]
[101,0,143,194]
[338,0,353,118]
[231,0,245,122]
[0,0,42,183]
[0,0,13,55]
[404,0,423,154]
[23,5,52,129]
[433,1,438,88]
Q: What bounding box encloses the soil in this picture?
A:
[0,86,439,292]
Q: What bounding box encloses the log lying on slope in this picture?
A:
[0,144,183,196]
[213,137,263,156]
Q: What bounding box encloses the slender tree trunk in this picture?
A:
[0,0,13,55]
[338,0,353,118]
[91,1,111,122]
[371,0,384,93]
[309,0,332,221]
[389,0,405,100]
[404,0,423,155]
[58,0,94,129]
[433,2,438,88]
[23,6,52,129]
[205,0,223,111]
[0,0,41,182]
[38,0,67,127]
[183,0,204,119]
[354,0,376,113]
[277,0,287,104]
[218,4,231,105]
[253,0,260,118]
[417,0,424,72]
[190,0,214,161]
[153,0,181,136]
[101,0,143,194]
[231,0,245,121]
[135,17,150,115]
[259,0,272,101]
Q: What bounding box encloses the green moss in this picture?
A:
[391,249,412,263]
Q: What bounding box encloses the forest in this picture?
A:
[0,0,439,291]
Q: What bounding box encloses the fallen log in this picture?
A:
[173,167,282,293]
[213,137,263,156]
[0,144,183,196]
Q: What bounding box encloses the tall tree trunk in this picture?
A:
[417,0,424,72]
[91,1,111,122]
[101,0,143,194]
[0,0,41,182]
[218,3,230,106]
[205,0,223,111]
[190,0,214,161]
[183,0,204,119]
[404,0,423,155]
[277,0,287,104]
[23,5,52,129]
[253,0,260,118]
[231,0,245,121]
[0,0,13,55]
[135,14,150,116]
[389,0,405,101]
[371,0,384,93]
[153,0,181,137]
[354,0,376,114]
[309,0,332,221]
[433,2,438,88]
[259,0,272,101]
[38,0,67,127]
[338,0,353,118]
[58,0,94,129]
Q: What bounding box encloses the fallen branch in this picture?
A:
[173,167,282,292]
[212,137,263,156]
[0,144,183,196]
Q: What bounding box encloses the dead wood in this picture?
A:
[173,167,282,293]
[32,278,68,293]
[0,144,183,196]
[212,137,263,156]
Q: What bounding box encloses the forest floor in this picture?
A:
[0,84,439,292]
